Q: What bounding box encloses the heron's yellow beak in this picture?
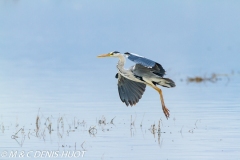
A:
[97,53,111,58]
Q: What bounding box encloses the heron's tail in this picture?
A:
[156,78,176,88]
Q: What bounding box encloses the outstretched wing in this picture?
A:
[125,52,156,67]
[124,52,166,77]
[116,73,146,106]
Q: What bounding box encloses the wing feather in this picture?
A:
[125,52,166,77]
[117,73,146,106]
[124,52,156,68]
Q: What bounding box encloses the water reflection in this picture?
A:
[1,91,240,160]
[186,73,230,83]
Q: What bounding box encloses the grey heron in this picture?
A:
[97,51,175,119]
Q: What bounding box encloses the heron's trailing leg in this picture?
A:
[151,85,170,119]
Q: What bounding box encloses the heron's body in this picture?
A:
[97,51,175,119]
[116,55,143,83]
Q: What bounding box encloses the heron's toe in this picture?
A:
[163,106,170,119]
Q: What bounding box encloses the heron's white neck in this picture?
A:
[117,54,125,66]
[117,54,127,74]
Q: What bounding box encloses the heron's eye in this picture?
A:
[110,53,114,55]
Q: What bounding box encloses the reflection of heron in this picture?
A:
[97,51,175,119]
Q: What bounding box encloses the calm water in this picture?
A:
[0,69,239,160]
[1,1,240,160]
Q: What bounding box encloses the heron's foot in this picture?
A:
[162,105,170,119]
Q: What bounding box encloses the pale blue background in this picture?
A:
[1,0,240,104]
[0,1,240,160]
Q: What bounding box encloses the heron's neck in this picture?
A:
[117,54,127,73]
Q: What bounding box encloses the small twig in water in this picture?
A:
[81,141,87,151]
[140,113,145,127]
[110,116,116,124]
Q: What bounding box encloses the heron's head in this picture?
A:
[97,51,121,58]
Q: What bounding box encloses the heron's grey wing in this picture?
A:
[116,73,146,106]
[124,52,166,77]
[124,52,156,67]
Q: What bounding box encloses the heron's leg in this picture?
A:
[151,85,170,119]
[142,78,170,119]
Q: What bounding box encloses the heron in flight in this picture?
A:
[97,51,175,119]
